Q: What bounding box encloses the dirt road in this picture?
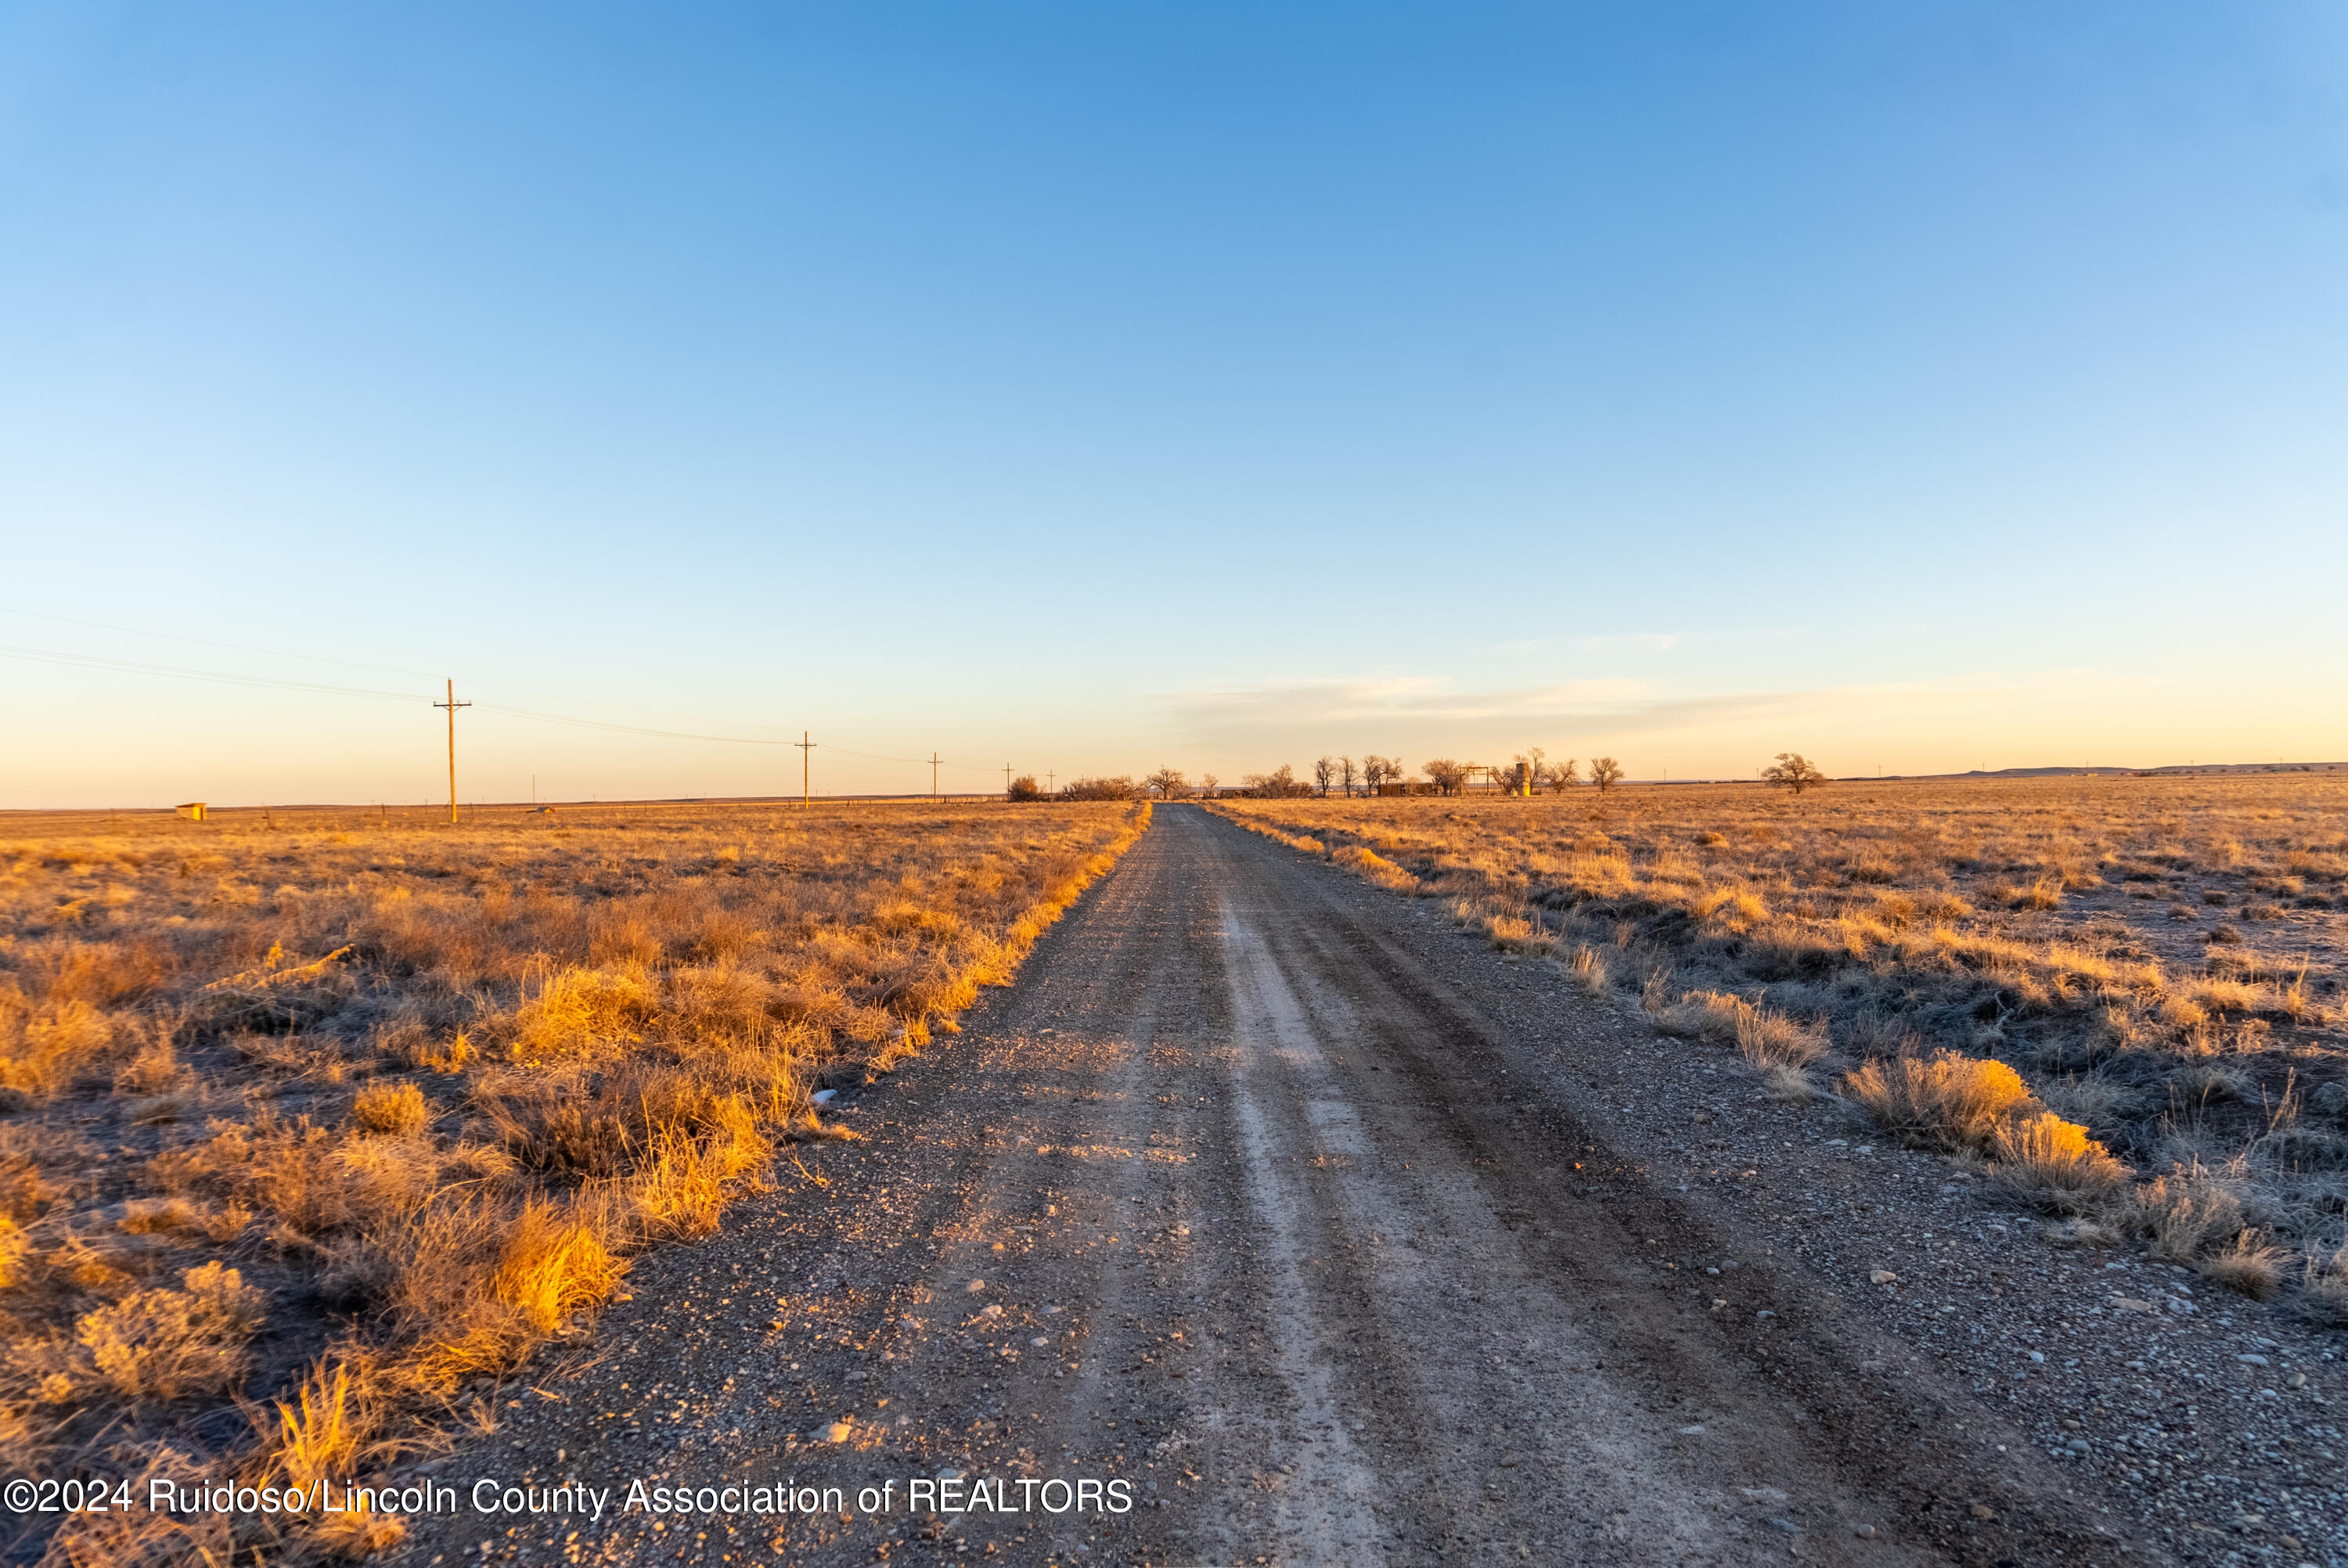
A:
[406,806,2152,1566]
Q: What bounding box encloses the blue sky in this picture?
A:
[4,2,2344,804]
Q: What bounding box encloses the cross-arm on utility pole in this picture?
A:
[794,732,817,809]
[434,679,471,825]
[930,753,940,799]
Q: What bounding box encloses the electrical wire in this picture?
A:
[2,635,1007,771]
[0,606,797,736]
[0,643,422,703]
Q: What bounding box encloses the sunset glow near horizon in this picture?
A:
[5,4,2346,808]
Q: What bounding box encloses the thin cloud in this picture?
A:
[1165,667,2127,744]
[1495,632,1690,658]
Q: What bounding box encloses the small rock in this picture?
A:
[2238,1354,2271,1367]
[2164,1296,2197,1315]
[1869,1269,1899,1286]
[811,1089,837,1105]
[820,1419,853,1443]
[1853,1524,1876,1539]
[2109,1296,2152,1313]
[1030,1336,1049,1347]
[1766,1517,1802,1534]
[2028,1351,2045,1364]
[967,1278,986,1293]
[2285,1372,2307,1389]
[981,1304,1003,1318]
[1968,1504,1995,1520]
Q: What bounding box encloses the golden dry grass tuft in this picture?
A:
[0,796,1148,1559]
[2200,1229,2289,1300]
[1331,844,1419,894]
[1988,1111,2130,1214]
[1844,1050,2035,1152]
[351,1080,430,1137]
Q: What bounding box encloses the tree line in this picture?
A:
[1006,751,1826,802]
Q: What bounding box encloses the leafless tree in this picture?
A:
[1145,768,1189,800]
[1424,758,1471,797]
[1540,757,1579,792]
[1338,756,1357,797]
[1199,774,1219,798]
[1243,764,1313,798]
[1313,757,1337,797]
[1589,757,1624,793]
[1763,752,1828,795]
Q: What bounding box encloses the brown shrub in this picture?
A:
[351,1080,430,1137]
[1735,1005,1825,1070]
[74,1262,265,1403]
[2301,1244,2348,1326]
[1843,1050,2034,1151]
[494,1199,627,1333]
[2123,1168,2248,1261]
[1987,1113,2129,1214]
[2200,1230,2286,1299]
[1564,944,1609,997]
[0,994,117,1103]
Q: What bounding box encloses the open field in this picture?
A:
[1212,775,2348,1318]
[0,799,1146,1563]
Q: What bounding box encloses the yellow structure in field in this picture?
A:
[175,803,206,822]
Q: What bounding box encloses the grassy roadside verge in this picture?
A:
[1,798,1149,1563]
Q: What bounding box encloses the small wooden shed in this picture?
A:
[175,803,207,822]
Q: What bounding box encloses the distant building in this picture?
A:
[174,803,207,822]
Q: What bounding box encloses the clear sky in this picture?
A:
[4,2,2344,806]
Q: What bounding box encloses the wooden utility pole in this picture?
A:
[794,732,817,808]
[1046,771,1055,796]
[930,753,941,799]
[434,679,470,825]
[1003,763,1012,798]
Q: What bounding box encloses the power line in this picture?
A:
[2,638,1008,768]
[0,643,421,702]
[0,606,794,737]
[2,630,1021,782]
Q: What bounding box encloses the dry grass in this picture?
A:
[1212,774,2348,1313]
[1845,1050,2036,1151]
[1987,1111,2130,1214]
[2201,1229,2289,1300]
[0,797,1147,1558]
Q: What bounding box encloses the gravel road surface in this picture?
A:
[403,806,2164,1567]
